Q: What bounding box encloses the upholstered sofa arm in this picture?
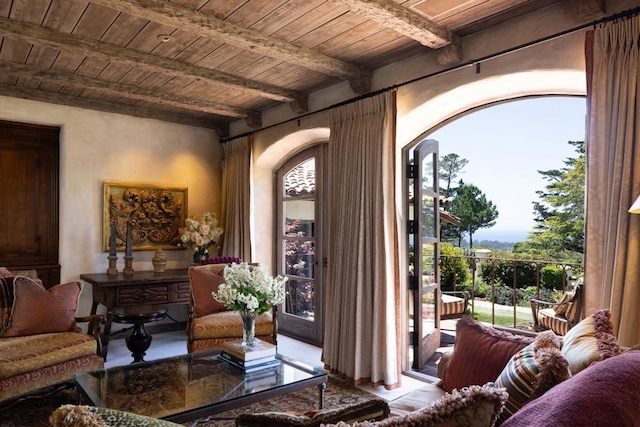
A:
[75,314,105,357]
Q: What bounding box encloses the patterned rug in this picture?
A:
[0,376,377,426]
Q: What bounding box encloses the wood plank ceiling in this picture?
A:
[0,0,597,136]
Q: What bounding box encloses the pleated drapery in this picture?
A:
[584,15,640,347]
[322,91,401,389]
[221,136,252,262]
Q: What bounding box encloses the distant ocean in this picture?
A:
[473,230,529,243]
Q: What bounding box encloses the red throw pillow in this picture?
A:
[1,276,82,337]
[441,316,534,393]
[189,267,227,317]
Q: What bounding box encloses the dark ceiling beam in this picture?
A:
[333,0,452,49]
[89,0,372,94]
[0,16,305,107]
[0,83,225,132]
[0,59,262,127]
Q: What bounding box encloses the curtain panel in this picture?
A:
[323,91,401,389]
[584,15,640,347]
[221,136,252,262]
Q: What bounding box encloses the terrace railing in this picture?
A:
[441,253,582,330]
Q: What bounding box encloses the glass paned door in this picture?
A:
[408,139,441,371]
[276,146,326,346]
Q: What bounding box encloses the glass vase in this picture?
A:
[239,310,257,348]
[193,245,209,264]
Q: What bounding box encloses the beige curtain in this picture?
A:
[585,15,640,347]
[322,91,401,389]
[221,136,252,261]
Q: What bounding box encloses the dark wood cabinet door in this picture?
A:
[0,120,60,288]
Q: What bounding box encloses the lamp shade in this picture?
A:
[629,195,640,214]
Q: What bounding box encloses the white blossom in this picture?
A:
[212,262,288,314]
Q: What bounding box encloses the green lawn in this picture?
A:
[470,301,533,328]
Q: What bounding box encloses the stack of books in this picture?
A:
[219,339,279,373]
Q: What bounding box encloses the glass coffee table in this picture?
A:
[74,350,328,423]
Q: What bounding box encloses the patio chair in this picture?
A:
[441,291,470,320]
[530,280,584,336]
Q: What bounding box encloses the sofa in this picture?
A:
[0,269,104,410]
[49,311,640,426]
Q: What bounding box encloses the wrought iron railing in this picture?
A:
[441,253,582,329]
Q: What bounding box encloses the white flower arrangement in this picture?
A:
[179,211,223,250]
[212,262,287,314]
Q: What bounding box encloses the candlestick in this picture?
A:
[109,224,117,257]
[125,222,133,257]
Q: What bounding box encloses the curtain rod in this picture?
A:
[221,5,640,143]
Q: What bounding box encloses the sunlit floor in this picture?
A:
[104,328,428,401]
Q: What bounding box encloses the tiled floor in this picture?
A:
[104,329,429,401]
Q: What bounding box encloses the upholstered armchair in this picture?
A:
[186,264,277,353]
[531,280,584,335]
[0,270,104,410]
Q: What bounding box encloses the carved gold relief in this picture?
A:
[103,181,188,251]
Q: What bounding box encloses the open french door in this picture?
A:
[408,139,441,370]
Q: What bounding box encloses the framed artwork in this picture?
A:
[103,181,188,251]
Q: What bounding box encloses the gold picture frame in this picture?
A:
[103,181,188,251]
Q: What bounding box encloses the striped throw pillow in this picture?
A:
[495,330,571,424]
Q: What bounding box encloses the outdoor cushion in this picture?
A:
[440,294,466,317]
[537,308,572,336]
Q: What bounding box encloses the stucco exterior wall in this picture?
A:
[0,97,221,319]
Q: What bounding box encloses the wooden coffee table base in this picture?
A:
[108,305,168,363]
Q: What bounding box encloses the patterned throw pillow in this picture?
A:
[188,267,228,317]
[0,275,15,331]
[49,404,182,427]
[552,291,574,316]
[561,308,621,374]
[325,383,508,427]
[441,316,534,393]
[1,276,82,337]
[494,330,571,424]
[235,399,390,426]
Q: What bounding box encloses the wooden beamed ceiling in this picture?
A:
[0,0,592,136]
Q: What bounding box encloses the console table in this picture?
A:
[80,269,190,357]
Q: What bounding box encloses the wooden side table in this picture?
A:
[108,305,168,363]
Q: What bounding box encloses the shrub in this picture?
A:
[440,243,470,292]
[540,265,564,290]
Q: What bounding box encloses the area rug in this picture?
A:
[0,377,377,426]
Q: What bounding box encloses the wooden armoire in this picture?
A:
[0,120,60,288]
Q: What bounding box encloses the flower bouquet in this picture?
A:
[213,262,287,346]
[179,212,223,263]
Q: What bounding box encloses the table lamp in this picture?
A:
[629,195,640,214]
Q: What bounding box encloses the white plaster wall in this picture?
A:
[0,96,222,320]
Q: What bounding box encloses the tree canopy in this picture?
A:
[449,181,499,248]
[439,153,469,197]
[514,140,585,259]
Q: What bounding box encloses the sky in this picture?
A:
[427,96,587,243]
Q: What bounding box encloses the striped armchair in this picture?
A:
[531,281,584,336]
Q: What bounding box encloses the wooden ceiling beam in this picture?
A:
[333,0,452,49]
[0,59,261,126]
[0,83,225,132]
[89,0,372,92]
[0,16,305,106]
